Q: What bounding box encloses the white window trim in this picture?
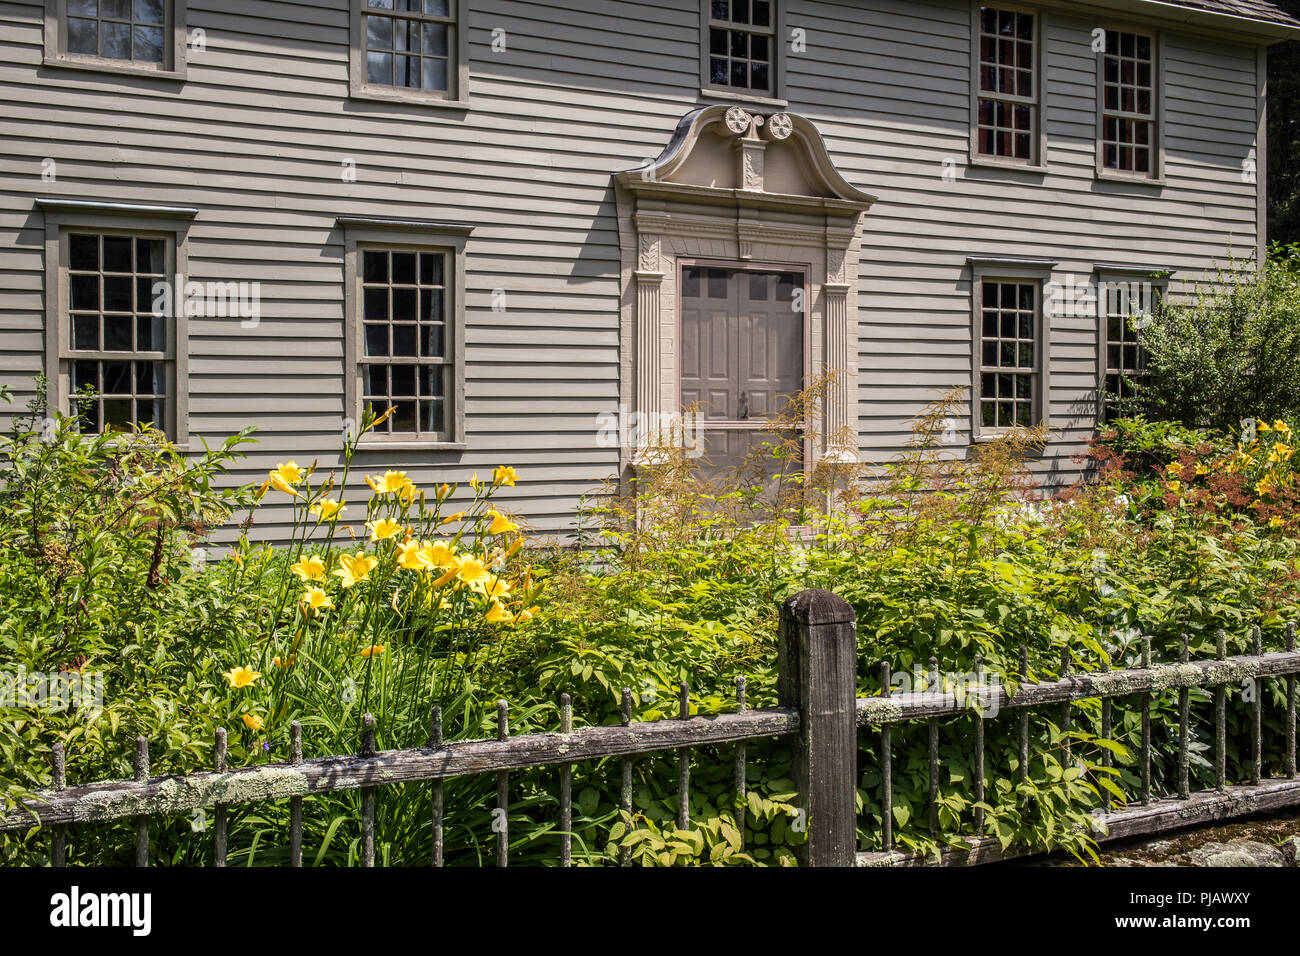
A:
[1094,264,1172,420]
[38,198,197,445]
[43,0,188,80]
[969,2,1048,172]
[1094,25,1166,184]
[698,0,788,107]
[968,255,1056,441]
[348,0,470,109]
[339,216,472,451]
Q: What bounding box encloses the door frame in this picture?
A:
[676,257,812,470]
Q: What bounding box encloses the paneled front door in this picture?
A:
[679,265,804,480]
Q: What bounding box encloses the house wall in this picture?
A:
[0,0,1265,542]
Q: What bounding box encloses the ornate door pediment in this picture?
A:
[614,105,876,470]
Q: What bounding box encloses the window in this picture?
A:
[45,0,186,76]
[39,199,196,442]
[1099,30,1158,177]
[341,218,472,447]
[1099,272,1164,419]
[973,5,1040,164]
[66,233,170,433]
[702,0,779,100]
[350,0,466,104]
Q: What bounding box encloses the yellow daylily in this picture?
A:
[421,540,458,568]
[1166,481,1182,494]
[333,553,378,588]
[514,606,541,623]
[486,510,519,536]
[493,466,519,487]
[357,644,386,658]
[300,586,334,616]
[1256,477,1275,496]
[272,655,297,669]
[291,554,327,582]
[242,713,265,732]
[1275,420,1292,435]
[268,461,304,496]
[479,578,512,600]
[222,665,261,689]
[397,539,433,572]
[505,537,525,559]
[310,498,346,522]
[455,555,493,590]
[436,483,452,501]
[1270,516,1286,528]
[440,511,466,526]
[484,600,514,624]
[1165,461,1182,476]
[368,518,403,541]
[367,470,414,497]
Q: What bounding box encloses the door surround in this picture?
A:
[613,105,876,474]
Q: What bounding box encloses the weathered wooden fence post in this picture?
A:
[779,589,858,868]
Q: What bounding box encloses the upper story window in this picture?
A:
[704,0,776,98]
[972,5,1040,165]
[45,0,186,77]
[1099,30,1159,178]
[350,0,466,105]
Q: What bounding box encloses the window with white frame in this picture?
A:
[703,0,776,97]
[1100,273,1164,419]
[973,5,1039,163]
[1099,30,1157,176]
[45,0,185,75]
[351,0,464,103]
[341,218,471,447]
[975,276,1042,432]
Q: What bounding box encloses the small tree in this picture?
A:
[1119,245,1300,431]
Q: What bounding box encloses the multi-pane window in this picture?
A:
[1102,278,1160,418]
[360,247,450,438]
[66,232,169,433]
[706,0,775,95]
[363,0,454,94]
[1100,30,1156,175]
[975,6,1037,162]
[65,0,167,63]
[978,280,1038,429]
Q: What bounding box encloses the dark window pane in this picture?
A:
[419,365,444,398]
[391,252,417,284]
[422,22,447,56]
[367,15,393,48]
[102,399,132,432]
[103,361,132,394]
[419,252,443,286]
[70,274,100,311]
[392,288,417,322]
[102,20,131,59]
[421,400,444,433]
[104,314,133,351]
[730,60,747,87]
[363,251,388,283]
[391,364,416,396]
[364,323,389,356]
[103,276,133,312]
[392,324,417,356]
[137,313,164,351]
[750,62,769,91]
[364,288,389,320]
[136,238,165,273]
[752,0,770,27]
[394,55,416,87]
[103,236,132,272]
[133,25,164,63]
[103,0,130,17]
[73,314,99,351]
[392,400,416,432]
[134,0,165,23]
[364,365,387,397]
[422,57,447,92]
[367,51,393,84]
[70,234,99,270]
[135,361,155,394]
[69,0,96,14]
[424,0,449,14]
[68,18,98,55]
[73,360,99,392]
[729,31,748,57]
[710,27,728,55]
[421,324,445,357]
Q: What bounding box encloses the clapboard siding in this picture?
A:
[0,0,1266,543]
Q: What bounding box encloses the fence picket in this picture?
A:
[51,742,66,868]
[214,728,228,867]
[677,683,690,830]
[928,656,940,837]
[1178,634,1191,800]
[1141,636,1152,807]
[1289,623,1298,780]
[879,661,892,852]
[361,714,376,867]
[496,700,509,868]
[559,693,573,868]
[973,655,985,835]
[619,687,633,867]
[290,721,303,867]
[734,676,747,851]
[134,737,148,868]
[1216,630,1228,793]
[429,707,444,867]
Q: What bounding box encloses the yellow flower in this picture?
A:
[514,606,541,623]
[357,644,386,658]
[310,498,346,522]
[1256,477,1275,496]
[291,554,327,582]
[1165,461,1182,476]
[397,539,433,571]
[1275,420,1292,435]
[1269,444,1294,464]
[333,552,377,588]
[368,518,403,541]
[1270,516,1286,528]
[421,540,458,568]
[486,510,519,536]
[268,461,304,496]
[484,600,514,624]
[242,713,265,732]
[272,655,296,669]
[1167,481,1182,494]
[1194,463,1208,476]
[429,564,459,590]
[493,466,519,487]
[455,555,493,590]
[1260,420,1272,432]
[222,665,261,689]
[436,483,452,501]
[505,537,525,559]
[440,511,466,526]
[479,578,512,599]
[300,586,334,616]
[367,470,414,497]
[470,473,482,492]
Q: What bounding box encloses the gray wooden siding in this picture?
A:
[0,0,1264,540]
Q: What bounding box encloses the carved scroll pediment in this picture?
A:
[615,105,876,212]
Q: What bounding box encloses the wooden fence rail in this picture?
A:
[4,590,1300,867]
